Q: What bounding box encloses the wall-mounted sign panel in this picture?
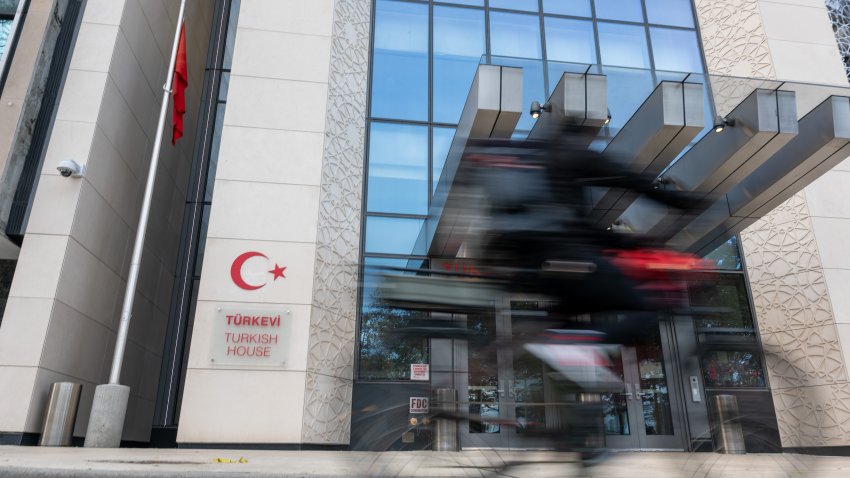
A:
[210,307,292,367]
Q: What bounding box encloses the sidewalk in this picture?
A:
[1,446,850,477]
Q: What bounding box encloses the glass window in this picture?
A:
[650,27,703,73]
[433,6,485,123]
[704,237,742,271]
[602,66,655,131]
[645,0,694,27]
[432,126,456,194]
[491,56,545,131]
[489,11,543,59]
[489,0,538,12]
[597,22,650,69]
[702,350,765,388]
[437,0,483,5]
[688,275,754,330]
[371,0,428,121]
[543,0,591,17]
[367,122,429,214]
[593,0,643,22]
[365,216,426,255]
[545,17,596,65]
[359,258,429,380]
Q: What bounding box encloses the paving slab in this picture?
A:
[1,446,849,477]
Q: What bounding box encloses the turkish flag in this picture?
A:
[171,23,187,145]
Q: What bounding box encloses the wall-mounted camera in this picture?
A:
[56,159,85,178]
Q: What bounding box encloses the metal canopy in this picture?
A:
[427,65,523,258]
[670,95,850,254]
[591,81,705,227]
[616,88,798,237]
[528,72,608,143]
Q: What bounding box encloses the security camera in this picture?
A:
[57,159,84,178]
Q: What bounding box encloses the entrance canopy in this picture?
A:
[420,63,850,259]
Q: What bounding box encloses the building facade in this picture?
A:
[0,0,847,454]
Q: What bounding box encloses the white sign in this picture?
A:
[410,397,429,414]
[210,307,291,367]
[410,363,429,381]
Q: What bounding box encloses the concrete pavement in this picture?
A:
[1,446,849,477]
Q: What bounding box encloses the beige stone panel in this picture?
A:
[7,234,68,300]
[55,70,109,124]
[118,339,162,404]
[119,0,167,102]
[223,76,328,133]
[109,30,159,141]
[824,270,850,325]
[25,174,83,235]
[82,0,126,25]
[41,120,96,176]
[55,238,122,329]
[0,366,38,431]
[123,394,156,442]
[137,0,173,61]
[772,383,850,447]
[810,217,850,270]
[763,0,834,7]
[40,300,111,384]
[837,324,850,375]
[768,39,847,85]
[1,5,51,101]
[95,79,152,181]
[216,127,324,186]
[69,181,133,277]
[0,298,54,367]
[805,171,850,219]
[238,0,335,36]
[759,1,839,46]
[0,101,22,165]
[301,372,352,444]
[232,29,331,83]
[177,369,306,443]
[68,23,119,73]
[196,238,317,306]
[187,301,312,372]
[762,324,847,389]
[83,126,143,231]
[207,181,320,243]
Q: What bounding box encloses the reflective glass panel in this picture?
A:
[359,258,429,380]
[702,350,766,388]
[650,27,703,73]
[602,66,655,132]
[365,216,426,255]
[602,348,631,435]
[688,275,754,330]
[438,0,483,5]
[371,0,428,121]
[489,11,543,59]
[703,237,742,270]
[545,17,596,64]
[367,122,428,214]
[433,6,485,123]
[598,22,650,69]
[645,0,694,27]
[490,0,538,12]
[636,342,674,435]
[432,126,456,194]
[468,309,500,433]
[543,0,591,17]
[491,56,545,131]
[594,0,643,22]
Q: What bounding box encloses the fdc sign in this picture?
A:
[409,397,429,414]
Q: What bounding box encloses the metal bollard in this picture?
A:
[710,394,745,454]
[433,388,458,451]
[40,382,82,446]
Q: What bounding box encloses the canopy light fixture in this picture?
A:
[530,100,551,119]
[713,115,735,133]
[604,108,612,125]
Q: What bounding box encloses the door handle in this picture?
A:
[624,383,633,400]
[633,384,641,398]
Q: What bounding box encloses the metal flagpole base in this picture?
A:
[84,384,130,448]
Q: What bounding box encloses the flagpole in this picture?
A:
[85,0,187,448]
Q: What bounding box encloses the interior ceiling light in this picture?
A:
[713,114,735,133]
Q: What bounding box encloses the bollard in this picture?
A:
[433,388,458,451]
[40,382,82,446]
[710,394,745,454]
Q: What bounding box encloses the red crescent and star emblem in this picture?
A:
[230,251,287,291]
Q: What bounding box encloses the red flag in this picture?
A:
[172,23,187,145]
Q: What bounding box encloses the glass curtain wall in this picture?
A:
[360,0,705,380]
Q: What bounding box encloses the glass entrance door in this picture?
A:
[603,322,684,450]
